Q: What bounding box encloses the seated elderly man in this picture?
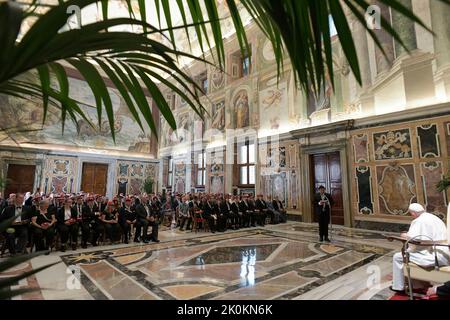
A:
[391,203,450,292]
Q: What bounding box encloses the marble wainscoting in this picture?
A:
[2,222,404,300]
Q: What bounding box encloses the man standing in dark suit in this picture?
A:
[0,193,31,255]
[313,186,333,242]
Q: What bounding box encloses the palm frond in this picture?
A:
[1,0,450,142]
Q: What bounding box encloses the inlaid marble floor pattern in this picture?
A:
[4,222,403,300]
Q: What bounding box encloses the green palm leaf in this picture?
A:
[1,0,449,142]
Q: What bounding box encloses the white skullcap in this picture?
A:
[408,203,425,213]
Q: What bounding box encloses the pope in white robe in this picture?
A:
[391,203,450,292]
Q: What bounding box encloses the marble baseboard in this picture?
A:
[354,220,410,233]
[287,214,303,222]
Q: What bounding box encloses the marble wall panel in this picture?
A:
[373,129,412,160]
[353,134,369,163]
[115,161,157,195]
[356,166,373,215]
[376,164,417,216]
[420,161,447,218]
[42,156,78,194]
[417,124,440,158]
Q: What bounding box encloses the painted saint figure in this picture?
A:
[234,90,250,128]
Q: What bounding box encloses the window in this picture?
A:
[329,15,337,37]
[167,157,173,187]
[238,142,255,185]
[196,72,208,96]
[166,92,176,110]
[231,49,252,79]
[201,78,208,95]
[196,152,206,187]
[242,54,251,77]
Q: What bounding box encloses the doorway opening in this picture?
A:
[310,152,344,225]
[4,164,36,196]
[80,163,108,195]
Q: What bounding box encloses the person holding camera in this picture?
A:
[313,185,333,243]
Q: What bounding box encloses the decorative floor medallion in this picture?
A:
[57,224,395,300]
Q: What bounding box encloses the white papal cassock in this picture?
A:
[392,210,450,291]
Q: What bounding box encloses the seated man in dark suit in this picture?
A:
[202,197,217,233]
[255,194,270,226]
[218,196,231,232]
[272,196,287,223]
[0,193,32,255]
[135,195,160,243]
[247,195,259,227]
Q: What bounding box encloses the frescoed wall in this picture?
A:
[350,115,450,223]
[207,151,225,194]
[0,77,155,157]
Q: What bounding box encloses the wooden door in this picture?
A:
[80,163,108,195]
[4,164,36,197]
[311,152,344,225]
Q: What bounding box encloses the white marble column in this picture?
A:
[391,0,417,58]
[351,17,372,89]
[373,1,395,75]
[430,0,450,100]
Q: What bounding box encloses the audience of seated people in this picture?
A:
[0,190,287,255]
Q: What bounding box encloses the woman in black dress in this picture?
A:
[31,199,57,251]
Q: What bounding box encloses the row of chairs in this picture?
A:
[161,210,210,233]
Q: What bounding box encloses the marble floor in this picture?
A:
[2,222,404,300]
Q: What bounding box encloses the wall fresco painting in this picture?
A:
[234,90,250,129]
[0,78,153,155]
[174,162,186,194]
[259,80,288,131]
[271,172,287,205]
[211,101,225,131]
[210,176,224,194]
